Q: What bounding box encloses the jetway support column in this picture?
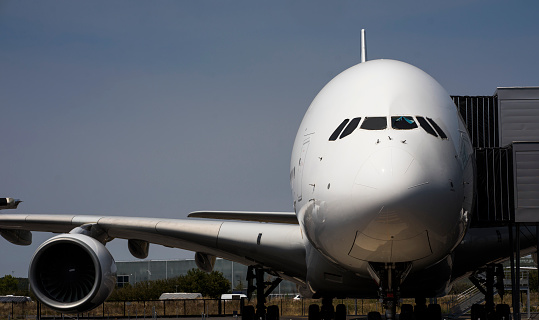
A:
[509,224,521,320]
[515,223,521,320]
[485,265,495,316]
[509,225,517,320]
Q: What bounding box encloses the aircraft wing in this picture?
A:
[0,213,307,280]
[188,210,298,224]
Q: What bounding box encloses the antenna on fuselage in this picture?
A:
[361,29,367,63]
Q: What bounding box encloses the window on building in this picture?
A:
[416,116,438,137]
[360,117,387,130]
[427,118,448,139]
[339,117,361,139]
[391,116,418,130]
[117,275,130,288]
[329,119,350,141]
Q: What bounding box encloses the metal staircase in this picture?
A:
[448,286,497,318]
[447,270,530,319]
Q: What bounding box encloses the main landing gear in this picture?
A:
[241,264,446,320]
[242,266,282,320]
[469,264,510,320]
[307,298,346,320]
[401,298,441,320]
[305,297,442,320]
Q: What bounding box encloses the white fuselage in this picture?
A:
[290,60,475,282]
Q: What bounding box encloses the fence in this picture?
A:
[1,298,383,319]
[1,294,538,319]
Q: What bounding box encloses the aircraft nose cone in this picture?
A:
[349,147,435,263]
[354,147,425,191]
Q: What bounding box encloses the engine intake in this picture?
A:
[29,234,116,313]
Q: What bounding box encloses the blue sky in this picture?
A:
[1,1,538,277]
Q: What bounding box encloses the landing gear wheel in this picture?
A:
[414,298,427,320]
[242,305,255,320]
[399,304,413,320]
[367,311,381,320]
[427,304,441,320]
[320,298,334,320]
[383,298,397,320]
[267,305,279,320]
[335,304,346,320]
[308,304,320,320]
[496,304,510,320]
[471,304,486,320]
[320,305,334,320]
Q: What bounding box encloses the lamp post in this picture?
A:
[231,260,234,291]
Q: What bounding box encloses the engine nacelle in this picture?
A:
[29,234,117,313]
[195,252,216,273]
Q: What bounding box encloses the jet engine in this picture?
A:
[29,233,117,313]
[195,252,216,273]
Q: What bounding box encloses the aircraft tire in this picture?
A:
[308,304,321,320]
[335,304,346,320]
[471,304,486,320]
[399,303,413,320]
[414,303,427,320]
[496,304,510,320]
[267,305,279,320]
[242,305,255,320]
[427,304,441,320]
[367,311,381,320]
[321,303,334,320]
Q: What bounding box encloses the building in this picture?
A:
[116,258,298,295]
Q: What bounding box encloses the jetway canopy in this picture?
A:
[452,88,539,226]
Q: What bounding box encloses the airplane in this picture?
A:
[0,197,21,210]
[1,33,537,320]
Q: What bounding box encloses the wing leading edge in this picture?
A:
[0,214,307,281]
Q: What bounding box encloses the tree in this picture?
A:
[182,269,231,298]
[0,275,19,294]
[107,268,230,301]
[529,269,538,292]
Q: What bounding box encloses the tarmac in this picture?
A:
[140,314,539,320]
[38,312,539,320]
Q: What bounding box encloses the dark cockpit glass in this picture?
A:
[329,119,350,141]
[339,117,361,139]
[427,118,448,139]
[416,116,438,137]
[360,117,387,130]
[391,116,418,130]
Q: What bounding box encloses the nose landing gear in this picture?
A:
[368,262,412,320]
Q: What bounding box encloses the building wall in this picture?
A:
[116,258,298,295]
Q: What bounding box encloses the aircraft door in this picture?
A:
[294,138,310,203]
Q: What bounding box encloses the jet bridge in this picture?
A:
[452,88,539,320]
[452,88,539,226]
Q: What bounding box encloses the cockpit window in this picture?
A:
[329,119,349,141]
[391,116,418,130]
[360,117,387,130]
[339,117,361,139]
[416,116,438,137]
[427,118,448,139]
